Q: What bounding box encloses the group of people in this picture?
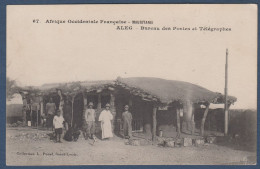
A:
[52,102,134,143]
[23,98,42,127]
[82,102,133,141]
[23,89,134,143]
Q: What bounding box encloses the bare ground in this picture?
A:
[6,127,256,166]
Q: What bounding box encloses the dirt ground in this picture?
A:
[6,127,257,166]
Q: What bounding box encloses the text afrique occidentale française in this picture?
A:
[42,19,232,32]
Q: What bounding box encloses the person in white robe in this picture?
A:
[99,103,113,139]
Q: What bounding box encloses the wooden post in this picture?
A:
[208,110,211,131]
[40,100,44,119]
[200,103,210,136]
[30,101,32,127]
[191,112,195,135]
[36,103,39,129]
[83,92,88,110]
[224,48,229,135]
[183,100,193,134]
[110,93,115,109]
[176,108,181,138]
[184,100,194,135]
[82,92,87,131]
[82,92,87,120]
[71,96,74,127]
[110,93,116,132]
[40,100,43,128]
[152,106,157,142]
[21,94,27,126]
[129,96,133,107]
[97,94,101,111]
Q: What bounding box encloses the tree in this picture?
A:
[6,77,20,100]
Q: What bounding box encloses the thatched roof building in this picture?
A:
[19,77,236,139]
[22,77,236,105]
[116,77,236,105]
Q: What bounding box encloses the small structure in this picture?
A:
[18,77,237,140]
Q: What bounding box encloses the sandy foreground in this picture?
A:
[6,127,256,166]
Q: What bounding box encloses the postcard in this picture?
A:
[6,4,257,165]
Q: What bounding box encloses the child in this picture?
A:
[53,110,64,143]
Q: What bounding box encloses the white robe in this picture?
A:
[99,110,113,139]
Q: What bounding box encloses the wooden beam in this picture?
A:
[152,106,157,142]
[22,96,27,126]
[176,108,181,138]
[82,92,87,111]
[40,97,44,128]
[183,100,194,135]
[224,48,229,135]
[129,96,133,107]
[191,112,195,135]
[97,93,101,110]
[110,93,116,133]
[71,96,74,127]
[200,103,210,136]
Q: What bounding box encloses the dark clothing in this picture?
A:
[122,111,133,138]
[26,110,31,122]
[55,128,62,135]
[55,128,62,142]
[64,127,80,142]
[47,114,54,128]
[73,129,80,141]
[64,128,73,141]
[32,110,37,126]
[54,94,66,111]
[123,122,132,138]
[63,104,72,124]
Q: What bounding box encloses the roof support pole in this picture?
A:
[82,92,87,134]
[83,92,87,111]
[29,102,32,127]
[200,103,210,136]
[71,96,74,128]
[21,94,27,126]
[183,100,193,135]
[176,108,181,138]
[40,97,44,125]
[191,112,195,136]
[152,106,157,142]
[110,93,116,133]
[128,96,133,107]
[97,93,102,111]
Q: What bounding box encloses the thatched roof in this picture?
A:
[116,77,237,104]
[19,77,236,105]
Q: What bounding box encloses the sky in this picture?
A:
[6,4,257,109]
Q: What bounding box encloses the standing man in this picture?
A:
[26,98,32,126]
[31,99,40,127]
[57,89,65,116]
[46,97,56,130]
[99,103,113,140]
[22,96,27,126]
[63,99,72,131]
[84,102,96,140]
[122,105,133,139]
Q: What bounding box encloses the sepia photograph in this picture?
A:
[5,4,257,165]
